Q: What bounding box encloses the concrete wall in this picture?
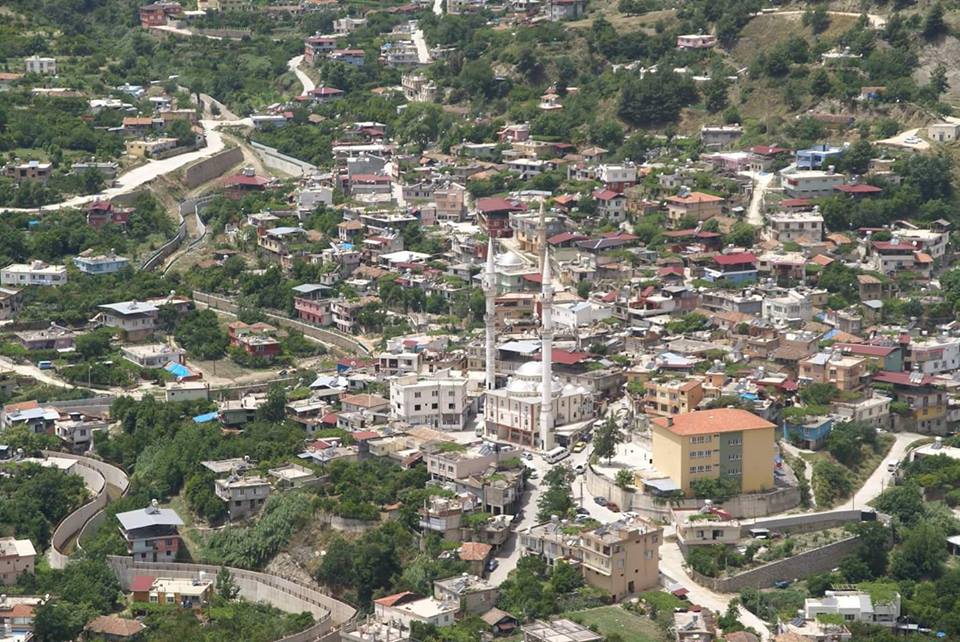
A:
[316,512,379,534]
[687,536,861,592]
[46,396,116,413]
[250,141,318,177]
[585,466,801,521]
[183,146,243,189]
[43,451,130,570]
[741,510,877,538]
[194,291,371,356]
[106,556,357,634]
[141,213,186,271]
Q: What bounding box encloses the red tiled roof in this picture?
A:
[85,615,146,638]
[545,349,591,365]
[601,291,618,303]
[780,198,811,208]
[352,430,379,441]
[873,242,915,252]
[835,184,882,194]
[310,86,344,96]
[476,197,524,214]
[593,189,621,201]
[459,542,493,561]
[809,254,834,266]
[872,370,936,386]
[374,591,419,607]
[130,575,156,592]
[601,231,639,241]
[836,343,896,357]
[652,408,775,436]
[658,267,684,277]
[522,273,543,283]
[713,252,757,266]
[547,232,587,245]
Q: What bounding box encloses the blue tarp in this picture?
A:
[193,412,218,424]
[165,362,190,378]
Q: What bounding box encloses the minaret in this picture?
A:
[537,199,547,273]
[484,237,497,391]
[540,246,555,451]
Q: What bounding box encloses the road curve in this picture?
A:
[288,55,316,94]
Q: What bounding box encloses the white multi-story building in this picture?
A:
[97,300,160,341]
[595,163,637,189]
[894,227,949,260]
[24,55,56,75]
[779,167,845,198]
[904,336,960,374]
[767,210,824,243]
[552,301,613,329]
[214,474,272,520]
[1,261,67,287]
[425,444,499,482]
[390,371,472,430]
[762,291,813,326]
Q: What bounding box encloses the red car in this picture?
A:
[607,502,620,512]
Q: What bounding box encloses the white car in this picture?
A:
[904,136,921,144]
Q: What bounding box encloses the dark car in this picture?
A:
[575,506,590,515]
[774,580,791,589]
[594,496,608,506]
[607,502,620,512]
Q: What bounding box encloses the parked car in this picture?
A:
[607,502,620,512]
[594,496,608,506]
[574,464,585,475]
[523,452,534,461]
[575,506,590,515]
[572,441,586,453]
[774,580,792,589]
[486,559,499,572]
[37,360,54,370]
[574,514,590,523]
[528,470,539,480]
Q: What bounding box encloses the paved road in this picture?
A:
[287,55,316,94]
[412,29,431,65]
[836,431,922,511]
[743,171,774,228]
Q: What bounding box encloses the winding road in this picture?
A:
[287,54,316,94]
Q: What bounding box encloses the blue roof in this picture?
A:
[193,412,218,423]
[165,362,190,378]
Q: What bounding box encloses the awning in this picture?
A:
[644,478,681,493]
[672,588,689,598]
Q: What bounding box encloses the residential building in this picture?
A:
[214,474,271,520]
[425,444,498,483]
[928,122,960,143]
[1,261,67,287]
[644,379,705,417]
[304,34,337,64]
[373,592,458,629]
[783,415,834,450]
[650,408,777,494]
[762,291,813,326]
[329,49,365,67]
[903,336,960,374]
[73,252,130,275]
[141,577,213,609]
[84,614,148,640]
[595,163,637,191]
[798,352,866,392]
[804,589,900,628]
[767,211,824,243]
[227,321,281,359]
[673,507,740,547]
[96,300,160,341]
[0,287,21,321]
[434,182,467,221]
[55,412,106,452]
[4,159,52,184]
[0,538,36,586]
[115,502,184,562]
[333,17,366,34]
[703,253,758,284]
[121,344,185,369]
[257,226,307,262]
[331,296,379,333]
[418,494,475,541]
[1,400,59,433]
[390,372,473,431]
[433,575,499,615]
[779,168,845,199]
[124,138,178,159]
[579,515,662,600]
[872,370,947,434]
[13,326,75,351]
[402,73,438,102]
[294,296,333,326]
[24,55,56,75]
[796,145,844,170]
[546,0,587,20]
[674,611,717,642]
[676,34,717,49]
[593,189,627,221]
[666,192,724,227]
[552,301,613,329]
[834,394,890,431]
[700,125,743,151]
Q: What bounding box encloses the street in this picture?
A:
[287,55,316,94]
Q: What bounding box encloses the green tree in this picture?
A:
[890,522,948,580]
[923,3,947,40]
[174,309,229,360]
[593,415,624,463]
[75,328,112,360]
[930,63,949,97]
[216,566,240,600]
[257,384,287,423]
[703,77,729,114]
[615,468,634,490]
[537,465,574,521]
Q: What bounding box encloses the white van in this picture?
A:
[544,446,569,464]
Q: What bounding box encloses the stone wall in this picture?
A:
[250,141,317,177]
[316,512,379,534]
[43,451,130,570]
[183,146,243,188]
[688,536,861,592]
[106,556,357,634]
[742,509,878,538]
[194,290,371,355]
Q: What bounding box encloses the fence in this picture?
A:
[43,451,130,570]
[193,291,372,356]
[250,141,318,177]
[106,556,357,641]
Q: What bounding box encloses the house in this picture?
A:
[481,608,520,636]
[142,577,213,610]
[523,619,603,642]
[55,412,107,452]
[3,159,52,184]
[433,575,499,615]
[84,614,147,641]
[458,542,493,576]
[308,85,345,103]
[227,321,281,359]
[329,49,366,67]
[13,326,75,351]
[804,589,900,628]
[701,125,743,151]
[796,145,844,170]
[476,197,525,238]
[674,611,717,642]
[779,167,845,199]
[86,200,133,228]
[872,370,947,434]
[97,300,160,341]
[676,34,716,49]
[595,163,637,192]
[644,379,704,417]
[0,538,36,586]
[666,192,724,227]
[304,33,337,64]
[783,415,834,450]
[798,352,865,392]
[390,372,473,431]
[115,501,184,562]
[0,72,23,91]
[73,252,130,275]
[593,189,626,221]
[125,138,178,159]
[1,261,66,287]
[121,344,185,369]
[762,291,813,326]
[294,296,333,326]
[673,506,740,547]
[546,0,587,20]
[579,515,662,600]
[370,592,458,631]
[215,474,272,520]
[341,393,390,415]
[24,55,56,75]
[650,408,776,494]
[0,287,21,321]
[928,122,960,143]
[704,252,757,284]
[1,400,59,433]
[767,211,824,243]
[139,2,183,26]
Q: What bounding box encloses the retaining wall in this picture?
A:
[687,536,861,592]
[250,141,317,177]
[316,512,379,534]
[106,556,357,636]
[193,291,371,356]
[43,451,130,570]
[141,214,186,271]
[183,146,244,188]
[742,509,878,537]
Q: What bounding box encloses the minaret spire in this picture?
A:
[537,199,547,273]
[540,238,555,452]
[484,236,497,391]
